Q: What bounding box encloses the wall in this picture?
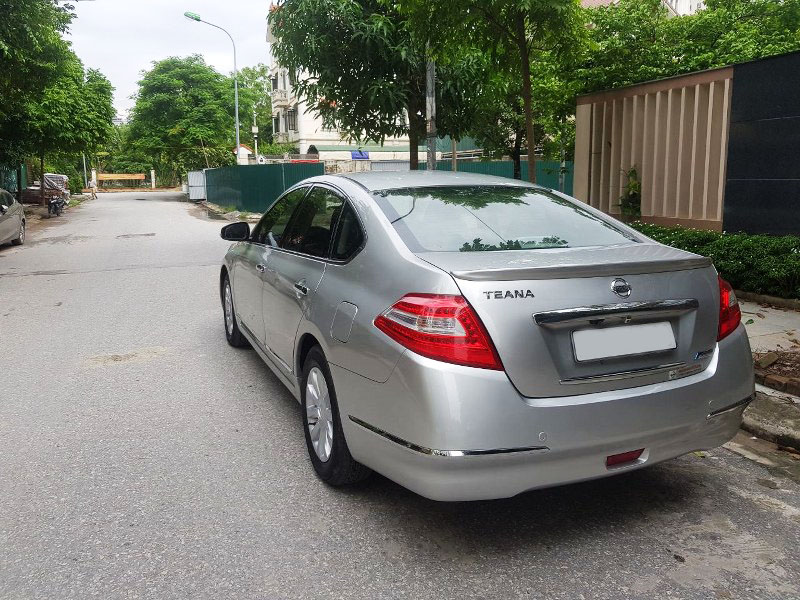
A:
[724,52,800,235]
[574,67,733,231]
[205,163,324,213]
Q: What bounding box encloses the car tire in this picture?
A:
[301,346,371,486]
[11,220,24,246]
[222,273,248,348]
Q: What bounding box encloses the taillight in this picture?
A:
[717,276,741,341]
[374,294,503,370]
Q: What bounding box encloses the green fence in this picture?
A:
[0,165,27,194]
[418,160,574,195]
[205,163,324,213]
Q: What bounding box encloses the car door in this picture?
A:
[262,185,347,370]
[232,186,308,345]
[0,190,16,244]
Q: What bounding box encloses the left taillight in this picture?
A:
[374,294,504,370]
[717,276,741,341]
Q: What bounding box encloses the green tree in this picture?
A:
[126,56,239,185]
[269,0,481,168]
[238,64,273,147]
[394,0,584,183]
[0,0,74,167]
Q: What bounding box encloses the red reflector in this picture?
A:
[606,448,644,468]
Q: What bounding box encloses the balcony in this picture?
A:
[272,89,289,106]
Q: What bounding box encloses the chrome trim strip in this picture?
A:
[560,361,685,385]
[452,257,712,282]
[707,394,755,419]
[534,299,699,327]
[348,416,549,457]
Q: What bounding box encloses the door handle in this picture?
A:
[294,280,309,296]
[256,263,266,273]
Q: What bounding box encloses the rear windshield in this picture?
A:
[373,186,638,253]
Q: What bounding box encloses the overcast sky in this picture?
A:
[68,0,271,119]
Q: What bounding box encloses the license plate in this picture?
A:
[572,322,676,362]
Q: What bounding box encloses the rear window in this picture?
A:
[373,186,638,252]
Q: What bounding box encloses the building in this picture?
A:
[581,0,704,16]
[572,50,800,236]
[266,4,416,161]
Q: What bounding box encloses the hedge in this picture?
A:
[630,223,800,300]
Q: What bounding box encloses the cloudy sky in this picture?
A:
[68,0,272,119]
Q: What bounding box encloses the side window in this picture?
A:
[280,186,346,258]
[330,202,364,260]
[251,187,307,246]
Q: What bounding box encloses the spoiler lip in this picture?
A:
[450,256,713,281]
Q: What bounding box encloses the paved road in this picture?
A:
[1,192,799,600]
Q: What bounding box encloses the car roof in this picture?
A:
[336,170,542,192]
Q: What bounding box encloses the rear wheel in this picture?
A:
[301,346,371,486]
[222,273,248,348]
[11,220,24,245]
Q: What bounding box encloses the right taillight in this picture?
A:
[717,276,741,341]
[374,293,504,370]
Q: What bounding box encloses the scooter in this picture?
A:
[48,196,65,217]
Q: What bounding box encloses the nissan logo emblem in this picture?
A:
[611,278,632,298]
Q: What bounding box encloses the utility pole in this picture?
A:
[425,48,436,171]
[82,153,88,189]
[252,108,259,161]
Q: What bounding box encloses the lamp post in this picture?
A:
[184,11,241,163]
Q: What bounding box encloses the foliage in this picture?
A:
[238,64,273,146]
[617,167,641,219]
[631,223,800,299]
[0,0,74,166]
[125,56,240,185]
[269,0,484,168]
[460,236,568,252]
[579,0,800,94]
[394,0,584,183]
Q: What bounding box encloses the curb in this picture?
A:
[742,390,800,452]
[754,368,800,396]
[735,290,800,311]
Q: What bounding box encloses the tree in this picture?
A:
[269,0,481,168]
[395,0,584,183]
[0,0,74,167]
[238,64,273,147]
[125,56,239,185]
[26,52,115,201]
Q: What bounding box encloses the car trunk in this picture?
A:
[416,243,720,398]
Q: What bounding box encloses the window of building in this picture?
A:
[287,108,297,132]
[273,114,280,133]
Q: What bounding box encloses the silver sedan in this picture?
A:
[219,172,754,501]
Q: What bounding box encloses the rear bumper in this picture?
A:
[333,324,754,501]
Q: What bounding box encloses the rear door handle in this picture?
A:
[294,280,309,296]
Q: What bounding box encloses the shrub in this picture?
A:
[630,223,800,300]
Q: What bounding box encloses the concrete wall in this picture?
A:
[574,67,733,231]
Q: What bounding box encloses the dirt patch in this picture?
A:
[116,233,156,239]
[754,351,800,380]
[86,346,167,366]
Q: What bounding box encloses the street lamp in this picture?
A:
[184,11,241,163]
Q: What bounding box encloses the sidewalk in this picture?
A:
[740,299,800,450]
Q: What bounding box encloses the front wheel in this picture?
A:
[301,346,371,486]
[222,273,248,348]
[11,220,24,245]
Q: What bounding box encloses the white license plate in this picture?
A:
[572,322,676,362]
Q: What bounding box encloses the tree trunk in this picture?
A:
[40,152,45,207]
[516,14,536,184]
[511,131,522,180]
[408,108,421,171]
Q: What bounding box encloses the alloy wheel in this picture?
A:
[305,367,334,462]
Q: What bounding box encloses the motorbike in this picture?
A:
[48,196,65,217]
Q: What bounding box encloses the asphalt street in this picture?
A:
[1,192,799,600]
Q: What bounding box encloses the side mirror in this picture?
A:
[221,221,250,241]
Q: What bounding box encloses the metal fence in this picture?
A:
[0,165,27,194]
[187,170,207,201]
[205,163,324,213]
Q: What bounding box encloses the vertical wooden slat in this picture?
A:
[590,103,603,208]
[641,93,655,217]
[717,77,733,222]
[676,85,695,218]
[632,95,645,173]
[690,83,710,219]
[704,80,725,221]
[650,91,667,218]
[619,97,634,210]
[573,104,593,203]
[598,101,612,213]
[609,99,623,214]
[663,88,681,218]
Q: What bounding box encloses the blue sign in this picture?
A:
[351,150,370,160]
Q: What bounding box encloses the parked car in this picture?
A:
[0,189,25,246]
[218,172,754,501]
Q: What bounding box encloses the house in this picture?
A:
[581,0,704,16]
